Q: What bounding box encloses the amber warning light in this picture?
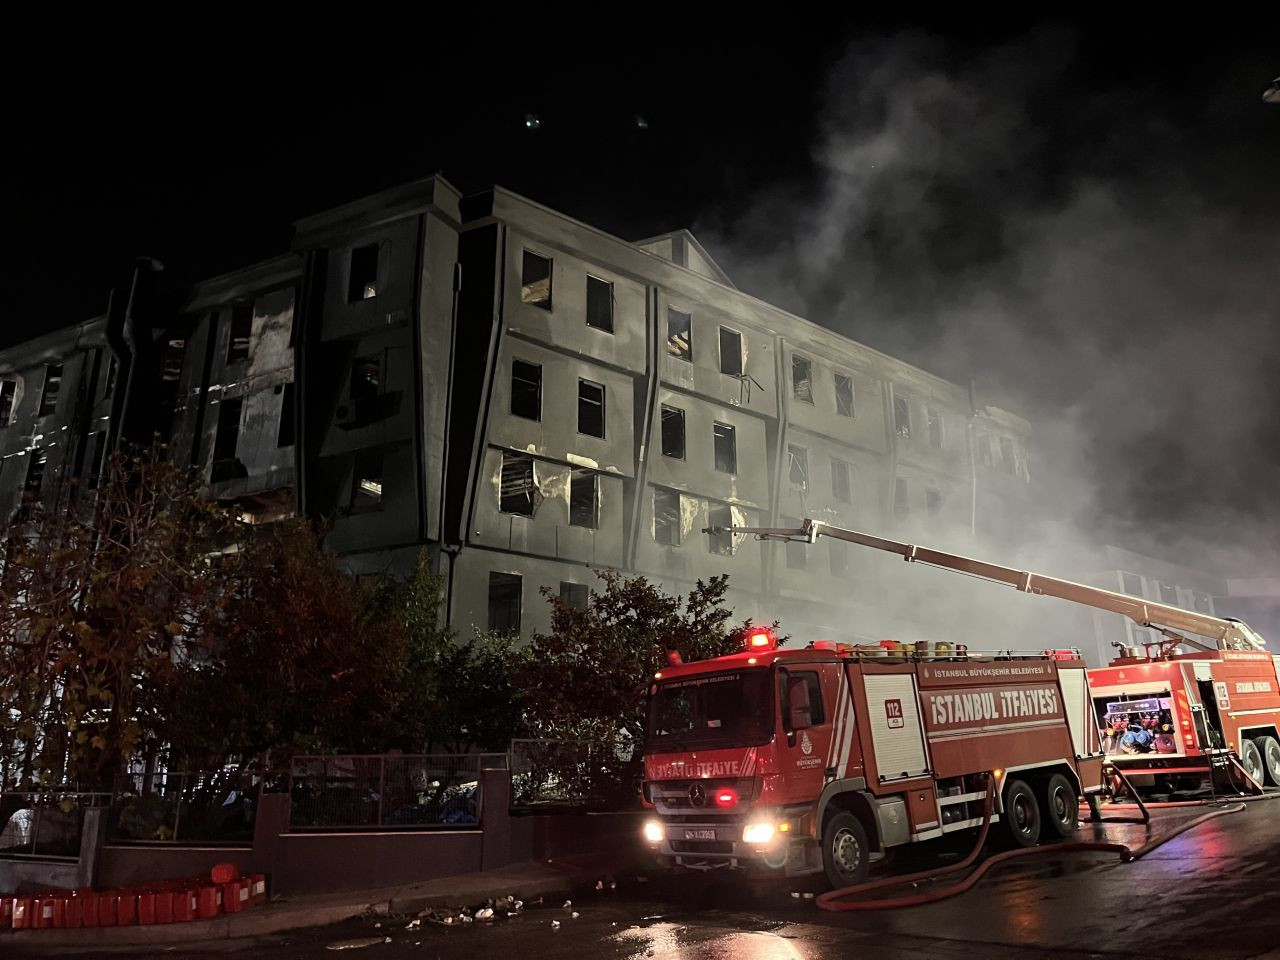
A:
[747,630,776,651]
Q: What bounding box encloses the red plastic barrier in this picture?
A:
[33,895,64,929]
[117,891,138,926]
[2,897,13,929]
[195,885,221,919]
[99,891,119,927]
[155,889,175,924]
[249,874,267,905]
[211,863,238,885]
[221,879,248,914]
[173,887,198,923]
[136,889,156,925]
[79,891,101,928]
[12,897,32,930]
[64,894,84,929]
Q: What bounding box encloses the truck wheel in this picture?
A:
[1003,779,1041,847]
[1257,736,1280,786]
[1240,739,1265,785]
[821,811,870,889]
[1041,773,1079,840]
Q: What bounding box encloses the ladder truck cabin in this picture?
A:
[727,519,1280,795]
[641,617,1105,889]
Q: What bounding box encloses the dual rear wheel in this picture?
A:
[1003,773,1078,848]
[1242,735,1280,786]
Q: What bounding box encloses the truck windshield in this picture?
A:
[644,669,773,751]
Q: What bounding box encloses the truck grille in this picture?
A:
[671,840,734,855]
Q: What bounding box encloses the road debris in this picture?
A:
[326,936,392,950]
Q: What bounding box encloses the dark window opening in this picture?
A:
[227,304,252,363]
[660,405,685,459]
[835,373,854,417]
[788,444,808,487]
[570,469,598,528]
[713,422,736,474]
[488,572,522,633]
[511,359,542,421]
[560,581,589,610]
[213,397,242,464]
[351,355,381,402]
[586,276,613,332]
[0,380,15,425]
[277,382,296,447]
[719,328,743,376]
[654,488,681,545]
[521,251,552,309]
[893,395,910,439]
[708,503,735,556]
[829,539,849,576]
[999,437,1015,474]
[500,451,539,516]
[928,407,943,448]
[351,448,384,510]
[578,379,605,438]
[831,458,851,504]
[894,478,909,519]
[926,487,942,516]
[667,308,692,361]
[792,355,812,404]
[349,244,379,302]
[783,514,806,569]
[1158,581,1179,605]
[24,449,46,496]
[86,431,107,490]
[38,364,62,417]
[1120,572,1144,597]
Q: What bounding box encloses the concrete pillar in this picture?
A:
[76,807,107,889]
[479,767,512,872]
[250,792,292,891]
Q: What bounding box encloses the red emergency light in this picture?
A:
[746,629,776,651]
[714,788,738,808]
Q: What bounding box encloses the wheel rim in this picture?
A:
[1050,786,1071,825]
[1244,744,1263,781]
[1013,794,1033,835]
[1266,741,1280,778]
[832,828,862,877]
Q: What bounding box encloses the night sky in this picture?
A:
[7,19,1278,560]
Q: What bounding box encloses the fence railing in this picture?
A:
[509,738,641,811]
[287,754,508,831]
[108,769,260,845]
[0,791,111,859]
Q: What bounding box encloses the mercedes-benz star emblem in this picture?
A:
[688,783,707,807]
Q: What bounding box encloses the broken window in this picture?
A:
[831,458,851,504]
[277,382,296,447]
[521,251,552,309]
[0,379,15,425]
[578,379,605,438]
[1158,581,1179,606]
[708,503,735,556]
[569,469,598,528]
[654,488,681,545]
[926,487,943,516]
[713,422,737,474]
[666,308,692,361]
[227,304,252,363]
[1119,572,1144,597]
[560,581,589,610]
[24,449,46,497]
[511,359,542,421]
[488,572,522,633]
[928,407,943,448]
[86,431,107,490]
[213,396,242,465]
[351,448,384,510]
[791,354,813,404]
[351,355,381,402]
[586,276,613,332]
[719,327,743,377]
[38,364,62,417]
[893,394,910,439]
[500,451,539,516]
[978,436,993,468]
[783,514,806,569]
[349,243,379,302]
[894,477,909,519]
[829,539,848,576]
[788,444,808,487]
[999,437,1015,474]
[660,405,685,459]
[835,373,854,418]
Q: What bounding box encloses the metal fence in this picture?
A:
[108,769,260,844]
[0,791,111,859]
[287,754,507,831]
[509,739,642,812]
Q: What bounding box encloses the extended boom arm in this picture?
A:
[707,519,1267,653]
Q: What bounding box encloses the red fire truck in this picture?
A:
[642,605,1106,888]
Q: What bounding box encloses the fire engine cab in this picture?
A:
[642,628,1105,888]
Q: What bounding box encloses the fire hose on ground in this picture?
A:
[815,772,1272,913]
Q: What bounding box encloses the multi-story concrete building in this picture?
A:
[0,176,1038,650]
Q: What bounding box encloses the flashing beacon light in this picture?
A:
[747,629,777,651]
[714,788,739,808]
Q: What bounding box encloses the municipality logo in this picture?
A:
[800,731,813,756]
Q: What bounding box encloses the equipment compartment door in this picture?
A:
[863,674,930,781]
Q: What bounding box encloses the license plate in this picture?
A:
[684,829,716,841]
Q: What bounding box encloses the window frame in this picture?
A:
[577,378,606,439]
[718,326,744,377]
[834,372,855,418]
[791,354,814,404]
[569,468,599,528]
[585,275,614,332]
[510,358,543,421]
[660,404,686,460]
[521,250,553,310]
[654,488,682,546]
[712,421,737,474]
[666,307,692,362]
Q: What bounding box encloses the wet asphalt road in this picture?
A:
[19,800,1280,959]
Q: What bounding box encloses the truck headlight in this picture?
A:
[643,819,665,844]
[742,821,775,845]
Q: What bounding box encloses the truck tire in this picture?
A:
[821,811,870,889]
[1040,773,1078,840]
[1240,739,1265,785]
[1257,736,1280,786]
[1002,778,1041,848]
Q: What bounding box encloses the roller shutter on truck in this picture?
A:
[863,674,930,780]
